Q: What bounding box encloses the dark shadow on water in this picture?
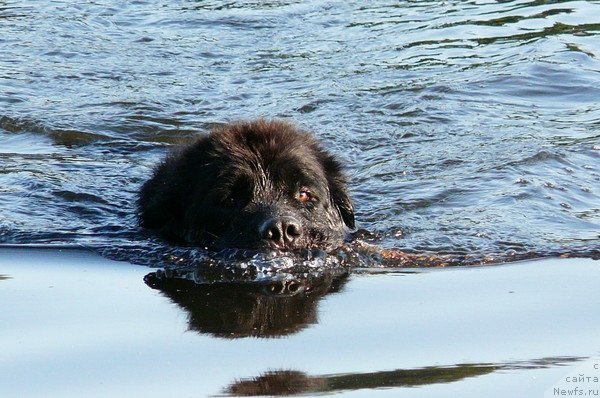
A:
[144,267,349,338]
[222,356,584,397]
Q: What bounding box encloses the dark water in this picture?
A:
[1,0,600,268]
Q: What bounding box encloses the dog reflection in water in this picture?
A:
[223,357,582,396]
[144,268,349,338]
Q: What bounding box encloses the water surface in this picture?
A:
[1,0,599,266]
[1,3,600,394]
[1,249,599,397]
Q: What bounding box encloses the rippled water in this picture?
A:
[1,0,599,267]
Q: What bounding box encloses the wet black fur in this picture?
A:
[138,119,354,251]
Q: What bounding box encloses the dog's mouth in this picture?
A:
[262,240,304,252]
[256,230,340,253]
[206,239,337,258]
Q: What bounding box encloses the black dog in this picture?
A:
[138,119,355,251]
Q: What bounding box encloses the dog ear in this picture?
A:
[331,179,355,230]
[322,155,355,230]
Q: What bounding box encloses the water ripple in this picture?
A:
[0,0,599,266]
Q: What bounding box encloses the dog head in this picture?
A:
[139,119,354,251]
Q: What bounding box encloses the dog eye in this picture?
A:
[297,188,312,204]
[222,196,239,208]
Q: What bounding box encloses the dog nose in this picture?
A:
[259,217,302,247]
